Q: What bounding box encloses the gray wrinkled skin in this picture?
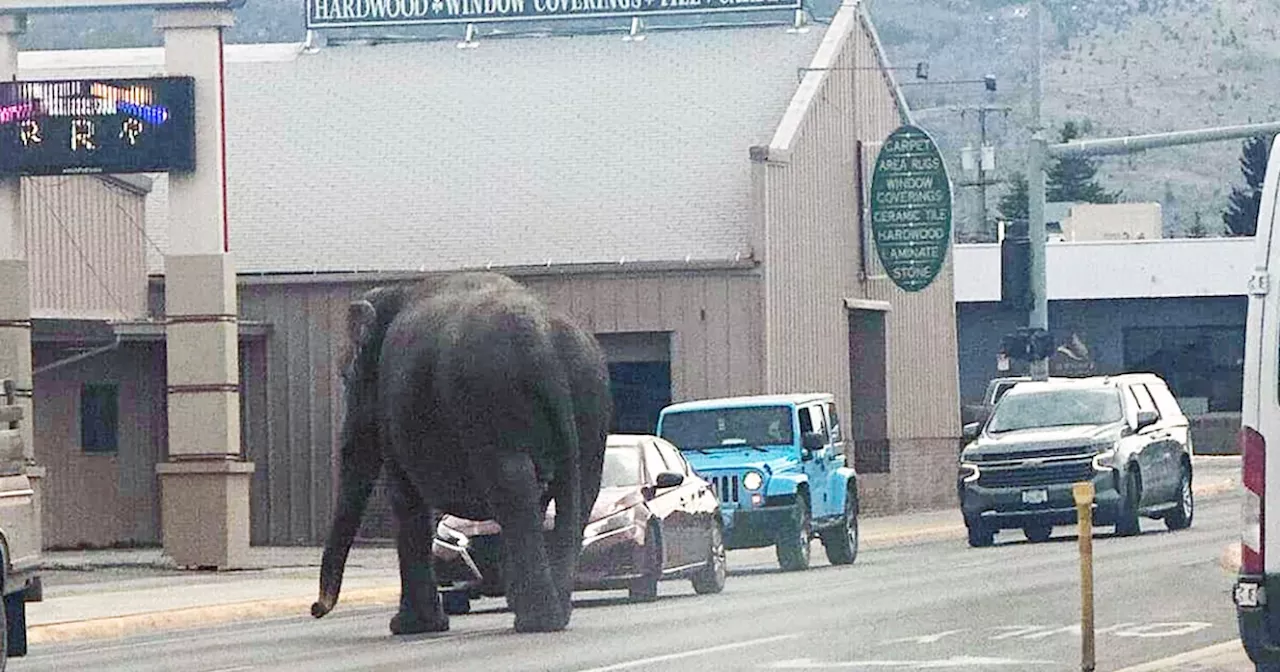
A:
[311,272,611,635]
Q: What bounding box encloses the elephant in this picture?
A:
[310,272,612,634]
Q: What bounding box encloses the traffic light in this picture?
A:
[1001,219,1033,313]
[1000,327,1055,363]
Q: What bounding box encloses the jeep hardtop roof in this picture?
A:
[660,393,834,414]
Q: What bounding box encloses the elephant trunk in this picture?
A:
[312,440,382,619]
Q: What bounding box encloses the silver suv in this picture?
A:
[958,373,1194,547]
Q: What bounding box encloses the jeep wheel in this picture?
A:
[967,520,994,548]
[821,489,859,566]
[1115,469,1142,537]
[1023,524,1053,544]
[1164,463,1194,531]
[691,523,727,595]
[776,492,812,571]
[628,523,662,602]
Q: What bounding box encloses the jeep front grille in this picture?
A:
[709,475,740,504]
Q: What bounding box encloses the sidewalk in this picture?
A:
[23,456,1241,647]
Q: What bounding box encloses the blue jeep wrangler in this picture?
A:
[655,393,860,571]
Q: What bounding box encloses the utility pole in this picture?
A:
[1027,0,1050,381]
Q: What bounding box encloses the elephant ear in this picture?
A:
[347,299,378,351]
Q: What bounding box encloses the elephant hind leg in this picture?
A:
[482,450,566,633]
[386,462,449,635]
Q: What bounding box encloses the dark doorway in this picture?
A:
[608,361,672,434]
[596,332,673,435]
[848,309,889,474]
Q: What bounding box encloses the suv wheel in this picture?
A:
[691,523,727,595]
[1115,469,1142,537]
[1023,524,1052,543]
[967,520,995,548]
[821,489,859,565]
[1164,463,1194,531]
[776,492,812,571]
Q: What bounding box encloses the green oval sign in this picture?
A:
[869,124,953,293]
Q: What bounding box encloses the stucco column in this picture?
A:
[154,6,254,570]
[0,13,42,553]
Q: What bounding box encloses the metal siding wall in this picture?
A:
[238,271,761,544]
[759,12,871,448]
[758,12,961,512]
[23,177,148,320]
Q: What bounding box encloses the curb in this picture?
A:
[1110,639,1251,672]
[26,585,401,644]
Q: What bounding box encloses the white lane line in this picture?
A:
[765,655,1056,668]
[202,667,255,672]
[575,633,802,672]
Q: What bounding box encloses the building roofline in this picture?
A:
[766,0,859,157]
[147,257,761,287]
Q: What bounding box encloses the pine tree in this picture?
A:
[1223,134,1275,237]
[995,121,1124,232]
[1187,212,1207,238]
[1046,121,1123,203]
[997,173,1029,224]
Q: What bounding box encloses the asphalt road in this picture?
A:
[13,491,1243,672]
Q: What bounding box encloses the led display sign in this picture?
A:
[0,76,196,176]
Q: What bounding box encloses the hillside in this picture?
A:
[12,0,1279,240]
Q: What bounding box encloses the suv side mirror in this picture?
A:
[1135,409,1159,431]
[801,432,825,452]
[962,422,980,443]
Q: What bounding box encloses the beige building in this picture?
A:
[15,0,960,548]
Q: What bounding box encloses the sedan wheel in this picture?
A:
[691,523,727,595]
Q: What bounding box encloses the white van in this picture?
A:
[1235,135,1280,671]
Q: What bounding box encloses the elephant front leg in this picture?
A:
[546,471,585,620]
[487,451,566,633]
[387,464,449,635]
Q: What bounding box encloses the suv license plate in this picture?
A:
[1022,489,1048,504]
[1236,581,1265,608]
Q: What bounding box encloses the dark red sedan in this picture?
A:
[431,434,727,614]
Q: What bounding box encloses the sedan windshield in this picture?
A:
[660,406,793,450]
[986,387,1124,433]
[600,447,643,488]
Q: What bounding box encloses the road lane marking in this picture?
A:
[574,633,802,672]
[202,667,255,672]
[881,630,968,645]
[1111,622,1213,638]
[765,655,1056,668]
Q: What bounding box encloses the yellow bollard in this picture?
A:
[1073,481,1096,672]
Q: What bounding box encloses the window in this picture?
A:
[600,447,643,488]
[643,441,668,480]
[659,406,794,449]
[826,402,843,445]
[986,387,1124,433]
[653,439,689,477]
[81,383,119,454]
[1123,325,1244,412]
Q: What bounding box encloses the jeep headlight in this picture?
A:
[583,506,638,540]
[743,471,764,491]
[1092,448,1118,470]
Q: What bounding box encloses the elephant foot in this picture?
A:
[390,607,449,635]
[512,600,570,633]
